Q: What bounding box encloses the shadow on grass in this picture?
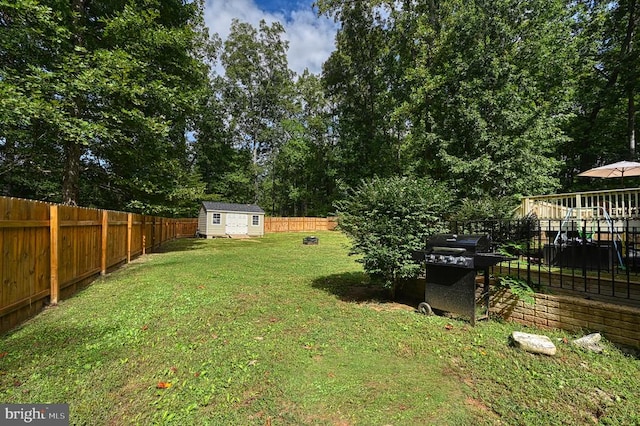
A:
[152,237,210,253]
[312,271,400,304]
[1,321,129,370]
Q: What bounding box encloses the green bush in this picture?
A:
[334,176,452,296]
[495,275,536,305]
[449,196,519,221]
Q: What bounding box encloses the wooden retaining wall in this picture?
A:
[264,217,338,233]
[0,197,196,334]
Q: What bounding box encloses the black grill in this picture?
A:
[414,233,514,325]
[419,234,507,269]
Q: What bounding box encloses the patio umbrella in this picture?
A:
[577,160,640,183]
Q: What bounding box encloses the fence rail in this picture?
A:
[0,197,196,334]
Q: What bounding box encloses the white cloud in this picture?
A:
[203,0,338,76]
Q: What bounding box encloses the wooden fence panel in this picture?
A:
[176,219,197,237]
[0,198,50,331]
[265,218,287,233]
[264,217,337,233]
[131,214,143,257]
[0,196,196,334]
[154,218,163,248]
[305,218,323,231]
[285,218,299,231]
[106,210,128,270]
[155,218,162,246]
[58,205,102,292]
[161,219,174,244]
[143,215,154,252]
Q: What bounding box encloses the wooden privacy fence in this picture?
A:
[264,217,338,233]
[0,197,197,334]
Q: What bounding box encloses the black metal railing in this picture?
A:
[449,219,640,305]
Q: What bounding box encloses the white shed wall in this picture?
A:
[198,207,264,238]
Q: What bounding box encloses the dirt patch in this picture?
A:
[366,301,415,312]
[465,397,491,413]
[465,396,504,423]
[341,285,387,302]
[341,286,416,312]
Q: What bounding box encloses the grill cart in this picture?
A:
[413,234,514,325]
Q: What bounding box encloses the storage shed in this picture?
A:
[197,202,265,238]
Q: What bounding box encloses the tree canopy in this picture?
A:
[1,0,638,215]
[1,0,211,215]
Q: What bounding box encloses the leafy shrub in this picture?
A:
[449,196,519,221]
[496,275,536,305]
[334,176,452,296]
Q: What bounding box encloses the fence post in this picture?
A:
[142,216,146,255]
[49,205,59,305]
[101,210,108,275]
[127,213,132,263]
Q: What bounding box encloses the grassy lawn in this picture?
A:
[1,232,639,425]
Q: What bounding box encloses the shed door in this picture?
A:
[225,213,248,234]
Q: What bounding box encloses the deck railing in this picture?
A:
[520,188,640,220]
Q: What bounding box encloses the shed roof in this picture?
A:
[201,202,264,214]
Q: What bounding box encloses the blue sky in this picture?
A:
[253,0,310,14]
[204,0,338,75]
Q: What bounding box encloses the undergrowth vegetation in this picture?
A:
[0,232,638,425]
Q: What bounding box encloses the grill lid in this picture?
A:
[426,234,490,254]
[430,247,466,255]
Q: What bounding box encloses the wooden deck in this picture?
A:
[520,187,640,221]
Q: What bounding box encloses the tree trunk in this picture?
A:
[628,0,637,158]
[60,0,87,206]
[630,90,636,159]
[62,141,81,205]
[252,136,260,204]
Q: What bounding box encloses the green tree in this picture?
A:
[562,0,640,189]
[318,0,577,200]
[0,0,70,199]
[193,76,256,204]
[321,1,404,189]
[0,0,210,215]
[217,19,294,204]
[269,70,338,216]
[335,176,452,297]
[401,0,573,198]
